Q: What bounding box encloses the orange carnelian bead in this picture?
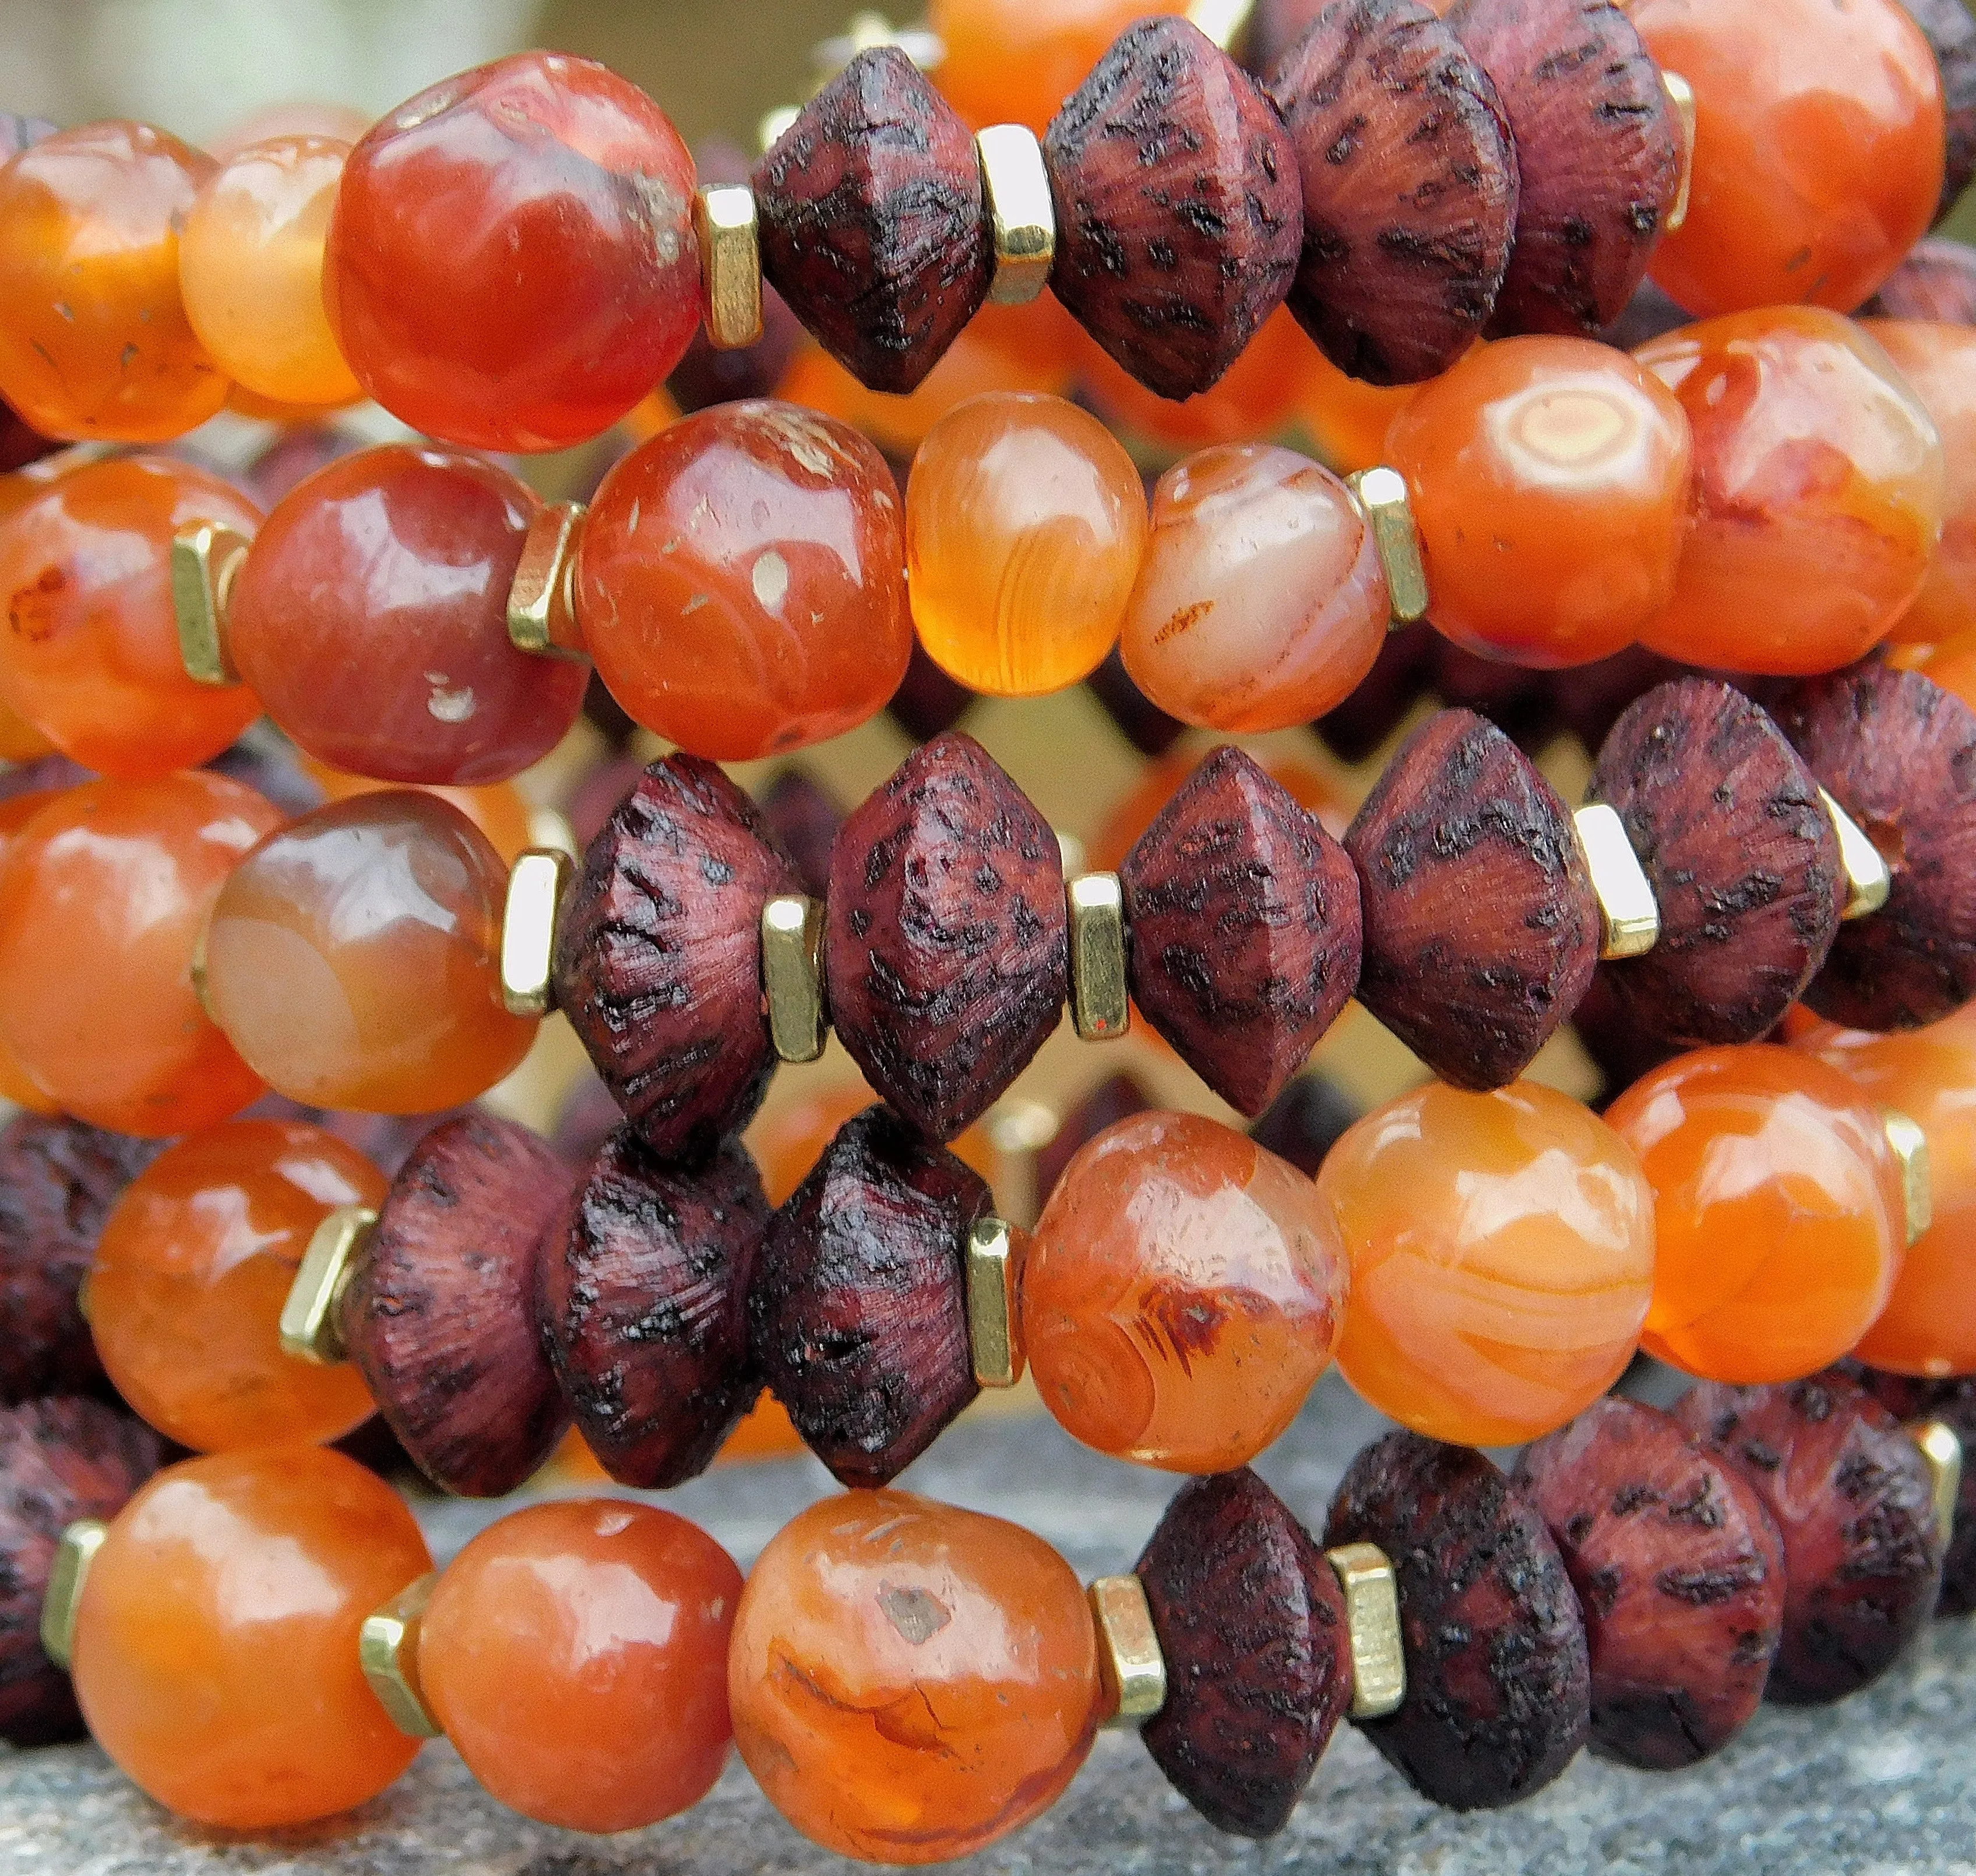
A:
[1636,309,1945,674]
[1024,1112,1349,1472]
[1635,0,1943,319]
[419,1499,741,1833]
[0,789,62,1114]
[577,402,911,760]
[1386,337,1694,668]
[908,391,1147,695]
[1291,342,1423,476]
[178,135,363,408]
[1866,320,1976,646]
[89,1120,383,1451]
[71,1447,431,1828]
[1318,1081,1657,1447]
[0,774,279,1134]
[302,758,537,866]
[931,0,1188,132]
[1606,1045,1906,1386]
[0,456,263,777]
[729,1489,1101,1863]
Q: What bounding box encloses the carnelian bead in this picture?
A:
[1076,303,1307,452]
[0,789,61,1114]
[325,52,699,452]
[729,1490,1101,1864]
[1318,1081,1657,1447]
[1024,1112,1349,1472]
[0,122,227,442]
[0,774,279,1134]
[1291,343,1423,477]
[908,392,1146,696]
[931,0,1188,132]
[1866,320,1976,646]
[1636,309,1945,674]
[1606,1045,1906,1386]
[202,791,535,1113]
[229,446,587,784]
[71,1447,430,1828]
[419,1500,741,1833]
[1635,0,1943,318]
[0,456,263,777]
[1386,337,1694,668]
[89,1120,383,1451]
[577,402,911,760]
[302,759,536,866]
[178,135,363,408]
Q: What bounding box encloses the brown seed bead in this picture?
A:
[748,1105,988,1487]
[1137,1468,1351,1838]
[1035,1070,1156,1209]
[1315,619,1437,766]
[1512,1398,1785,1771]
[826,732,1067,1142]
[1673,1373,1943,1706]
[1548,645,1688,757]
[1087,647,1186,759]
[1588,679,1845,1049]
[753,48,992,394]
[544,1129,768,1489]
[757,769,842,903]
[1269,0,1519,385]
[555,756,798,1163]
[1851,1367,1976,1617]
[1571,969,1681,1100]
[0,1397,158,1746]
[1774,663,1976,1031]
[887,640,977,742]
[1900,0,1976,217]
[1345,708,1600,1089]
[1867,234,1976,323]
[341,1115,573,1498]
[1325,1431,1591,1810]
[1249,1073,1361,1176]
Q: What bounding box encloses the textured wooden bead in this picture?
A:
[1774,664,1976,1031]
[1346,708,1600,1089]
[749,1105,988,1487]
[341,1116,573,1497]
[544,1128,767,1489]
[1851,1367,1976,1617]
[1270,0,1519,384]
[1513,1397,1785,1769]
[555,756,798,1163]
[1868,234,1976,323]
[826,732,1066,1141]
[1325,1431,1590,1810]
[1588,679,1845,1049]
[1314,619,1437,765]
[1901,0,1976,217]
[753,48,992,394]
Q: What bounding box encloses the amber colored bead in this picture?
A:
[1636,309,1946,674]
[1319,1081,1656,1446]
[90,1121,381,1452]
[728,1490,1101,1864]
[1634,0,1944,319]
[72,1448,429,1828]
[577,402,910,760]
[0,696,52,766]
[0,456,263,777]
[420,1500,740,1833]
[202,791,535,1113]
[0,122,226,442]
[325,52,699,452]
[0,775,279,1134]
[306,763,536,867]
[931,0,1189,132]
[0,792,60,1115]
[1607,1045,1907,1386]
[908,392,1147,696]
[1387,337,1693,668]
[1868,321,1976,646]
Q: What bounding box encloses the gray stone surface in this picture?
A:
[3,1374,1974,1875]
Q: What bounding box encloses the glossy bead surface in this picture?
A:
[1319,1081,1657,1446]
[71,1447,431,1828]
[577,403,910,759]
[907,392,1147,696]
[931,0,1188,132]
[1868,320,1976,646]
[0,792,63,1114]
[203,791,534,1113]
[1607,1046,1907,1385]
[729,1490,1101,1864]
[421,1499,741,1833]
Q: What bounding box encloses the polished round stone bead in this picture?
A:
[1867,319,1976,647]
[930,0,1189,131]
[0,791,63,1115]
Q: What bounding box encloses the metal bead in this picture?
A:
[1345,467,1430,626]
[359,1572,444,1740]
[977,124,1055,306]
[277,1204,375,1366]
[695,184,765,351]
[1089,1573,1167,1725]
[500,847,575,1020]
[171,521,248,687]
[37,1519,107,1673]
[1661,72,1697,235]
[1325,1540,1406,1719]
[1880,1108,1933,1248]
[1910,1419,1963,1556]
[1066,872,1130,1042]
[1820,786,1893,920]
[505,501,588,661]
[965,1214,1024,1388]
[1573,802,1661,961]
[762,893,829,1064]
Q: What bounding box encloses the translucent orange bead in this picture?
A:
[1318,1081,1657,1447]
[71,1447,431,1829]
[302,760,537,866]
[908,391,1147,695]
[0,699,51,763]
[1606,1045,1906,1386]
[203,791,536,1113]
[1636,309,1945,673]
[0,122,227,442]
[0,774,279,1135]
[420,1499,741,1833]
[1291,343,1424,477]
[1076,303,1307,452]
[0,789,61,1114]
[90,1120,383,1451]
[209,102,372,162]
[1866,320,1976,646]
[931,0,1188,132]
[178,135,363,408]
[729,1489,1101,1864]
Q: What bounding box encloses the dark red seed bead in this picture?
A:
[1570,969,1681,1103]
[886,639,975,742]
[1899,0,1976,217]
[757,768,842,903]
[1866,234,1976,323]
[1429,639,1555,752]
[1547,645,1688,756]
[1598,277,1694,351]
[1087,646,1186,758]
[1035,1070,1156,1208]
[1850,1366,1976,1618]
[1249,1072,1359,1176]
[1314,619,1436,765]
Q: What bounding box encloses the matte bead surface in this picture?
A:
[1851,1368,1976,1615]
[1870,321,1976,646]
[757,770,841,902]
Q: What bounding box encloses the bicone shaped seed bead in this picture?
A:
[1869,234,1976,322]
[757,770,842,902]
[1851,1368,1976,1616]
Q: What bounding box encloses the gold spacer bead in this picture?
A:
[762,894,829,1064]
[965,1214,1024,1388]
[1661,72,1697,236]
[1573,803,1661,961]
[1186,0,1256,53]
[1880,1108,1932,1247]
[360,1572,444,1740]
[500,847,574,1019]
[279,1204,375,1366]
[38,1518,107,1673]
[696,184,765,351]
[1326,1540,1406,1719]
[506,501,589,661]
[1345,467,1430,626]
[1088,1574,1166,1725]
[1819,787,1892,921]
[1910,1419,1963,1553]
[977,124,1055,306]
[170,521,249,687]
[1066,872,1130,1042]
